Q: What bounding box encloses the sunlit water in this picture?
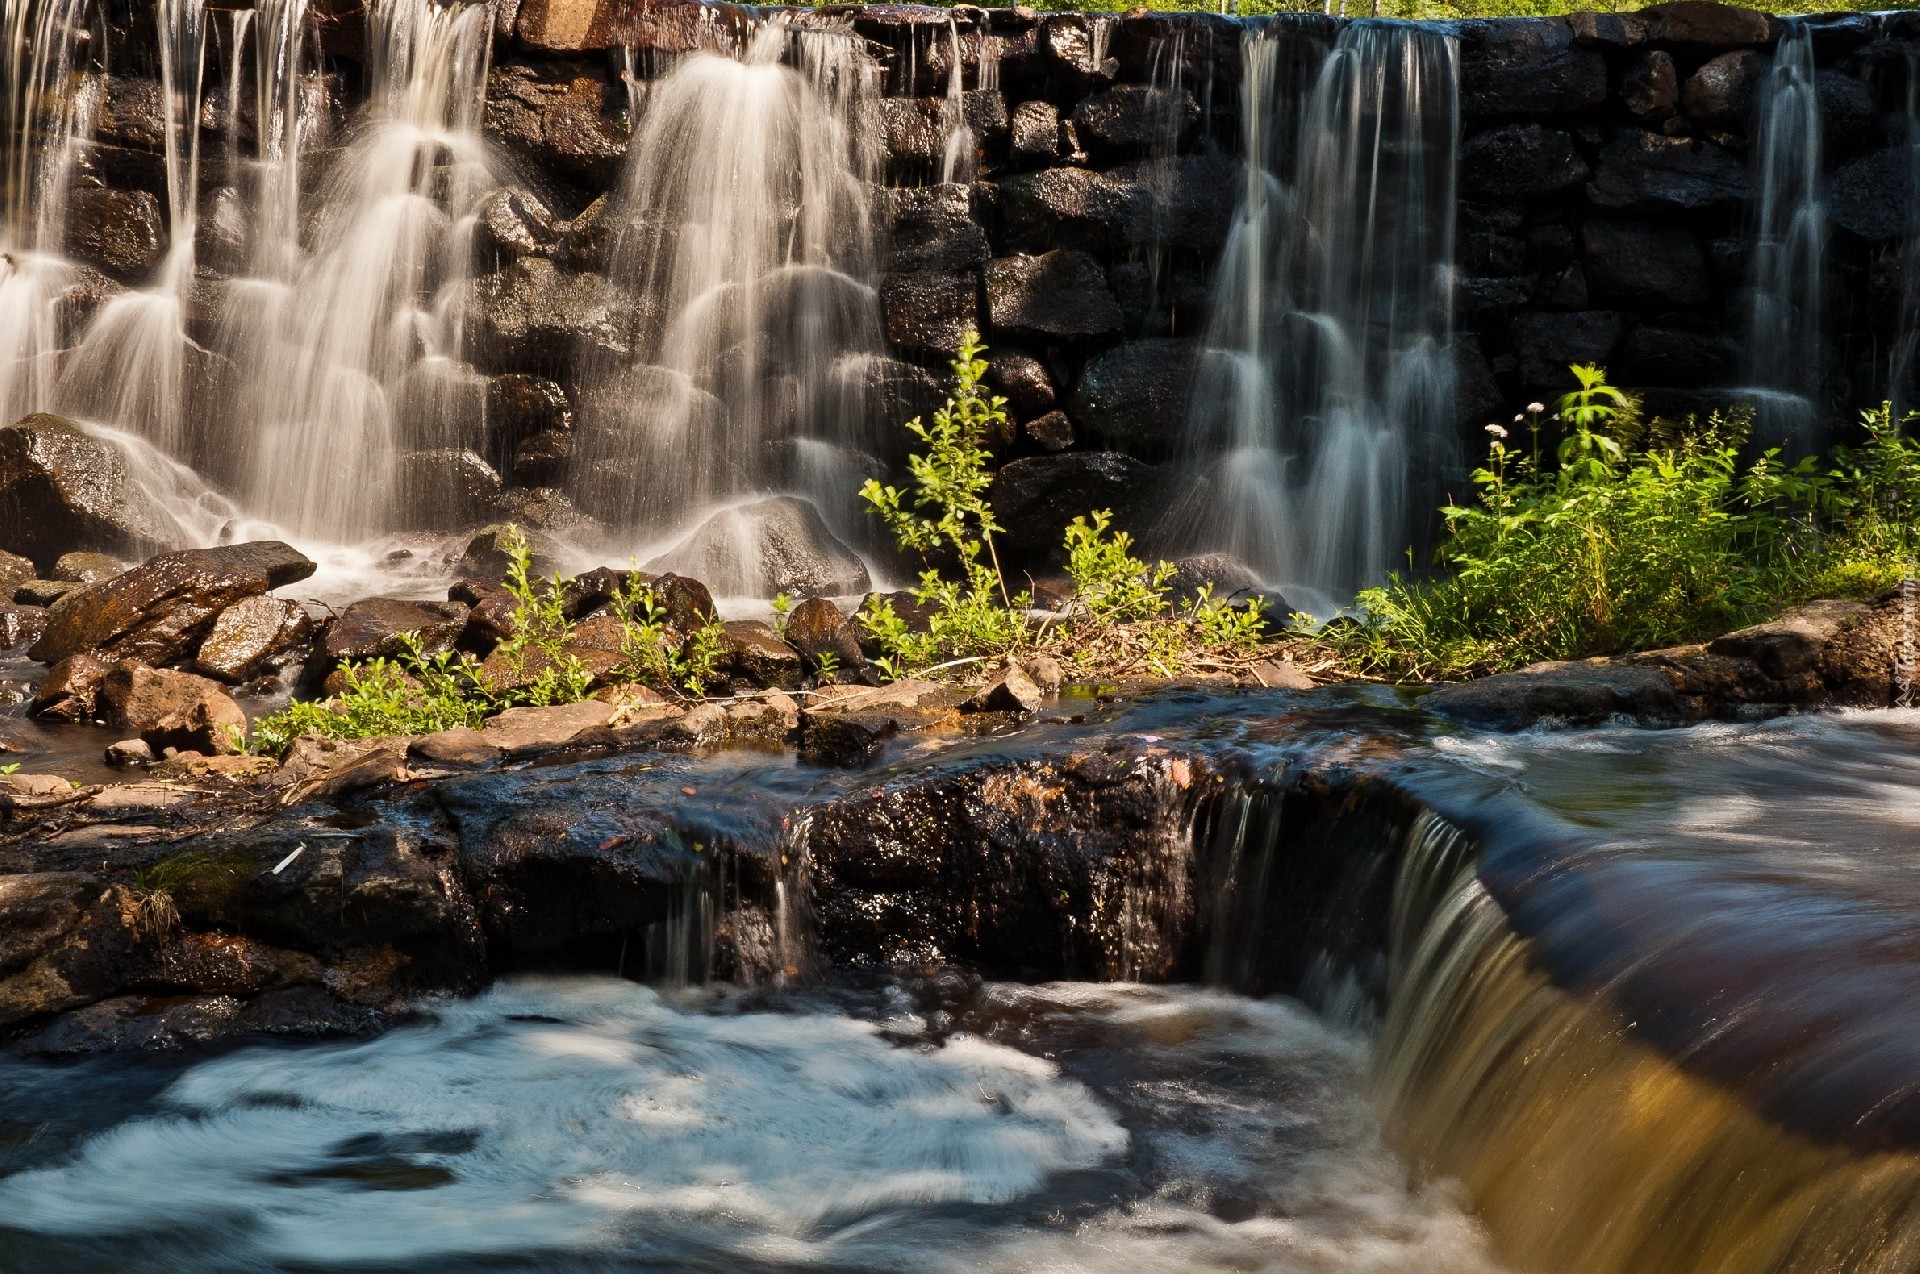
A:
[0,978,1498,1272]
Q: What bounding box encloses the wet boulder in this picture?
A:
[464,258,629,375]
[50,551,126,584]
[1460,124,1589,197]
[1042,14,1119,81]
[989,452,1156,565]
[1009,100,1061,167]
[1070,85,1200,159]
[64,186,165,282]
[471,186,558,271]
[0,549,33,598]
[1511,311,1625,386]
[478,700,618,755]
[1581,220,1711,310]
[1586,130,1750,211]
[1460,24,1607,116]
[986,250,1124,342]
[797,678,964,765]
[1681,49,1768,131]
[484,60,629,186]
[0,601,46,651]
[324,598,471,663]
[987,349,1058,416]
[1424,659,1684,729]
[882,184,990,274]
[193,596,316,683]
[783,597,867,675]
[880,270,980,357]
[0,873,98,979]
[1622,49,1680,121]
[29,653,115,722]
[1069,338,1195,461]
[723,620,805,690]
[454,523,564,583]
[998,168,1149,253]
[1024,411,1074,452]
[1641,2,1772,49]
[393,449,505,532]
[645,497,871,599]
[99,663,248,755]
[0,414,181,572]
[1827,148,1915,243]
[15,579,81,607]
[29,541,316,667]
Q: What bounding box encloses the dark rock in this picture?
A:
[471,186,557,271]
[486,373,573,459]
[50,552,126,584]
[394,449,504,532]
[324,598,471,662]
[989,452,1155,564]
[1511,311,1625,386]
[99,663,247,755]
[1009,99,1061,167]
[783,597,866,673]
[0,414,180,572]
[0,549,32,598]
[1682,49,1767,131]
[987,349,1057,415]
[0,872,97,979]
[1069,338,1195,461]
[1708,598,1865,679]
[29,541,315,667]
[651,573,717,632]
[1070,85,1199,158]
[464,259,628,375]
[1623,49,1680,122]
[29,653,114,722]
[645,496,871,598]
[998,167,1148,253]
[454,523,564,583]
[15,579,81,607]
[479,700,617,754]
[484,60,629,186]
[65,187,164,282]
[1163,553,1265,605]
[880,270,979,356]
[1025,410,1074,452]
[986,250,1124,341]
[1586,130,1750,210]
[1042,14,1119,80]
[806,743,1202,974]
[961,662,1043,713]
[511,429,575,487]
[1108,153,1242,254]
[723,620,805,690]
[1582,220,1711,309]
[1641,2,1772,49]
[193,596,315,683]
[798,679,962,765]
[18,994,246,1055]
[1827,148,1915,243]
[104,737,153,767]
[883,184,990,273]
[1463,44,1607,116]
[1815,71,1875,158]
[1568,11,1647,46]
[1617,322,1743,384]
[0,601,46,651]
[1424,659,1683,728]
[875,97,946,169]
[1460,124,1590,197]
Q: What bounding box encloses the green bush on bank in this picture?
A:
[1328,366,1920,679]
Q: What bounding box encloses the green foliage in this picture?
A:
[1328,366,1920,679]
[249,634,493,756]
[0,763,17,775]
[607,571,729,697]
[770,592,793,636]
[486,525,592,708]
[1065,511,1175,625]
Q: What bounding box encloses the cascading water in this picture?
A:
[0,0,98,427]
[1168,21,1458,614]
[1739,21,1827,452]
[223,0,494,540]
[574,16,886,582]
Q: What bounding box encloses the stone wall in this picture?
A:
[61,1,1920,542]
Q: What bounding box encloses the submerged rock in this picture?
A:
[29,541,316,668]
[1424,660,1683,729]
[645,497,871,599]
[0,415,180,572]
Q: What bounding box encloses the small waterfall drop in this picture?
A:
[575,17,885,554]
[232,0,496,539]
[1739,21,1826,452]
[0,0,98,426]
[1170,21,1458,614]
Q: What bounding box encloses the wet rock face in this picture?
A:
[324,598,471,663]
[393,449,506,532]
[0,415,180,572]
[806,745,1207,978]
[64,186,165,281]
[986,250,1124,341]
[783,598,868,675]
[193,596,315,683]
[1069,338,1195,461]
[29,541,316,668]
[98,664,247,755]
[989,451,1157,565]
[484,59,630,190]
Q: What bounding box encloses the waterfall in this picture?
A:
[574,17,884,553]
[1740,21,1826,452]
[1892,42,1920,420]
[0,0,97,427]
[1170,21,1458,615]
[213,0,495,540]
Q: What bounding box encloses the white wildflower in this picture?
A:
[1485,423,1509,439]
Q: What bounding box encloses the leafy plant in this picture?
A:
[484,525,592,708]
[1064,511,1175,625]
[249,633,494,756]
[0,763,17,776]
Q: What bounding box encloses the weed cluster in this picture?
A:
[1328,366,1920,678]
